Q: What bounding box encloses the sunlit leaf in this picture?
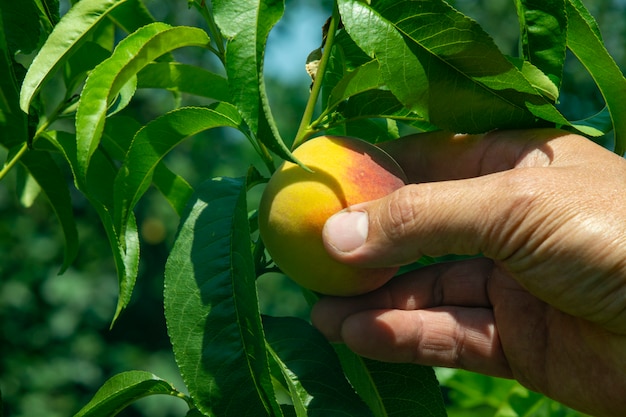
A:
[565,0,626,154]
[515,0,567,89]
[106,75,137,117]
[213,0,300,166]
[137,62,230,102]
[73,370,185,417]
[164,177,282,416]
[151,165,193,218]
[507,58,559,102]
[327,60,384,111]
[75,22,211,183]
[101,115,193,218]
[16,166,41,208]
[113,103,243,239]
[42,130,139,325]
[337,0,571,133]
[571,107,613,141]
[63,41,112,95]
[19,0,130,113]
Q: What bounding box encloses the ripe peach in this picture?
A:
[258,135,407,296]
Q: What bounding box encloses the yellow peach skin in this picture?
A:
[258,135,408,296]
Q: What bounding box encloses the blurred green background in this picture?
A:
[0,0,624,416]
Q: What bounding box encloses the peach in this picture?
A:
[258,135,407,296]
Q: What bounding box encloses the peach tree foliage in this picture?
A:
[1,0,624,415]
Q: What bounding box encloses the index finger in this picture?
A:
[311,257,495,341]
[378,129,564,183]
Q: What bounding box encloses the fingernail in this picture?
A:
[324,211,368,253]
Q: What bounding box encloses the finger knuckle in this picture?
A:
[381,184,422,242]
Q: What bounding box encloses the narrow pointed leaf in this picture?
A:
[16,166,41,208]
[213,0,301,166]
[515,0,567,89]
[164,177,282,416]
[107,75,137,117]
[101,116,193,217]
[508,58,559,102]
[152,165,193,217]
[20,149,79,273]
[565,0,626,154]
[19,0,130,113]
[75,22,211,182]
[42,131,139,325]
[137,62,230,102]
[101,115,143,160]
[263,316,373,416]
[337,0,571,133]
[73,370,184,417]
[114,103,244,238]
[571,107,613,140]
[63,41,112,95]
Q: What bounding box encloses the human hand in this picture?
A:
[311,129,626,416]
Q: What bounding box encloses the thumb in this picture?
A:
[322,172,528,267]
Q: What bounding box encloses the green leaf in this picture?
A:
[515,0,567,89]
[334,344,446,417]
[571,106,613,140]
[113,103,244,239]
[213,0,300,166]
[565,0,626,154]
[322,42,347,108]
[324,89,435,140]
[19,149,79,273]
[337,0,571,133]
[63,41,112,96]
[327,118,400,144]
[101,115,193,218]
[102,116,193,213]
[16,165,41,208]
[334,29,376,71]
[152,165,194,218]
[263,316,373,416]
[327,60,384,111]
[19,0,130,113]
[342,90,428,124]
[100,115,143,160]
[137,62,231,102]
[75,22,211,183]
[439,369,517,410]
[42,130,139,325]
[73,370,185,417]
[107,75,137,117]
[164,177,282,417]
[507,58,559,102]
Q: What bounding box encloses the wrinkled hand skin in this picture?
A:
[311,129,626,417]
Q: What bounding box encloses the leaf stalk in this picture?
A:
[192,0,226,63]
